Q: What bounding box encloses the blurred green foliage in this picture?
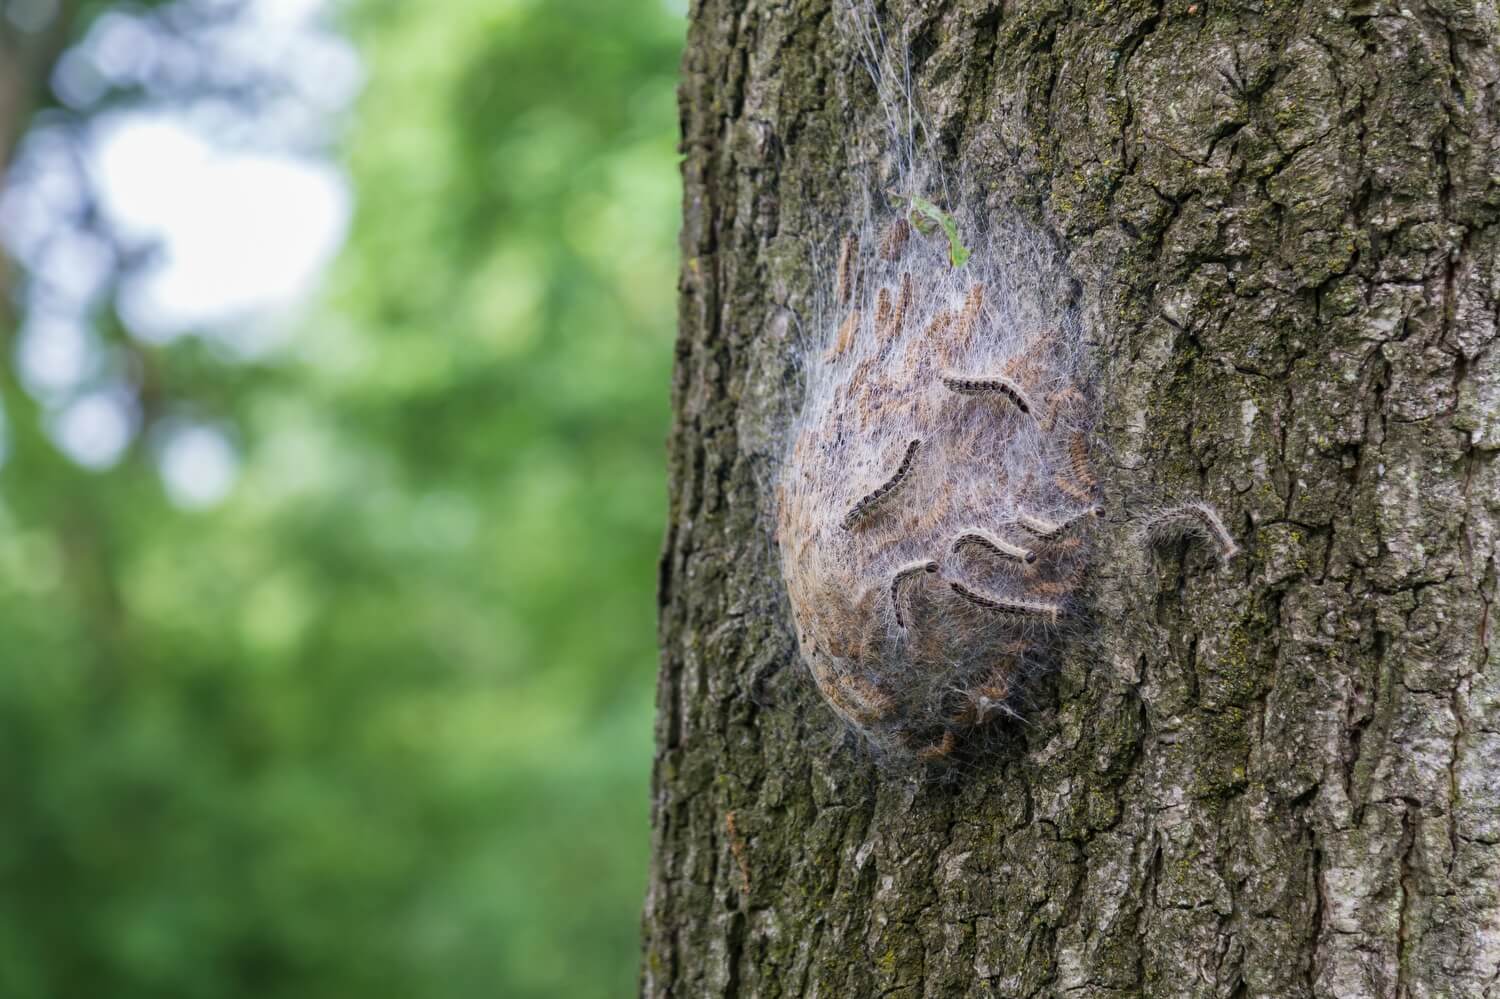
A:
[0,0,682,995]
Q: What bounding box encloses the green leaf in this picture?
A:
[901,194,971,269]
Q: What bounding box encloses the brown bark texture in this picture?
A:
[645,0,1500,995]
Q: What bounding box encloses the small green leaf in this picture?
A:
[902,194,971,269]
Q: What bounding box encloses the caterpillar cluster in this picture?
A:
[770,3,1236,770]
[775,212,1104,766]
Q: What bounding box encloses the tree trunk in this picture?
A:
[644,1,1500,995]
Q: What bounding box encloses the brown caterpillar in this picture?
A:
[840,438,921,531]
[826,309,861,361]
[1068,433,1095,488]
[940,373,1034,414]
[880,217,910,260]
[872,286,893,335]
[949,581,1061,625]
[1141,502,1240,562]
[1013,506,1105,541]
[836,233,858,305]
[890,559,939,628]
[883,272,913,338]
[916,729,956,763]
[956,281,984,336]
[952,531,1036,565]
[1053,431,1098,502]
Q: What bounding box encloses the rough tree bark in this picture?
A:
[644,1,1500,995]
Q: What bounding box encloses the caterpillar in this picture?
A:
[956,281,984,337]
[916,729,956,763]
[948,581,1061,625]
[825,309,861,362]
[880,217,910,260]
[840,438,921,531]
[952,531,1036,565]
[882,272,914,339]
[836,233,858,305]
[1014,507,1104,541]
[890,559,939,628]
[1053,431,1099,503]
[940,373,1034,415]
[1141,503,1240,563]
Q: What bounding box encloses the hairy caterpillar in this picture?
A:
[771,2,1236,770]
[1015,507,1105,541]
[1140,503,1241,563]
[889,559,939,629]
[952,531,1036,565]
[948,582,1061,625]
[939,373,1034,413]
[840,438,922,531]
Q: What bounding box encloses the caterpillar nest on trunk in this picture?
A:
[775,213,1106,768]
[772,2,1237,771]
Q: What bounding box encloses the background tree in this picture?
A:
[0,1,681,995]
[645,1,1500,994]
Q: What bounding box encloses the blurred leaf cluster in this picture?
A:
[0,0,681,996]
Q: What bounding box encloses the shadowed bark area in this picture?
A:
[645,1,1500,995]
